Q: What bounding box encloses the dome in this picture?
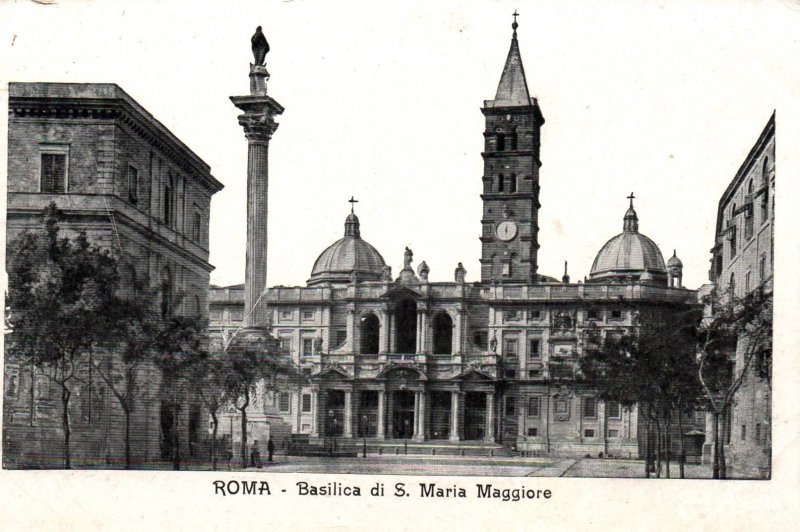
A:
[307,212,387,286]
[667,250,683,268]
[588,199,667,285]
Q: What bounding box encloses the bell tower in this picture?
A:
[479,13,545,284]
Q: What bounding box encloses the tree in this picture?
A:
[151,314,208,471]
[5,203,120,468]
[187,353,231,470]
[580,306,704,478]
[223,333,303,469]
[697,285,773,479]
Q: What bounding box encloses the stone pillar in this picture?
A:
[449,391,461,441]
[416,311,424,354]
[231,70,284,328]
[310,390,319,437]
[346,304,356,353]
[388,312,397,353]
[415,391,426,441]
[378,310,387,354]
[419,310,428,354]
[343,391,353,438]
[453,309,463,354]
[376,390,386,440]
[485,392,495,442]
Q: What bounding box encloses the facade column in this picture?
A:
[415,391,426,441]
[343,391,353,438]
[485,392,495,442]
[449,391,461,441]
[388,312,397,353]
[310,389,319,437]
[420,310,429,354]
[231,72,283,328]
[376,390,386,440]
[346,304,356,353]
[453,309,463,354]
[378,310,387,353]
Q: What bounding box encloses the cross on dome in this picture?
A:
[348,195,359,214]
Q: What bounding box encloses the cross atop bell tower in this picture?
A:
[479,15,545,284]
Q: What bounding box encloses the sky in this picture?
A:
[2,0,799,291]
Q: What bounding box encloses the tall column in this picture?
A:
[346,304,356,353]
[388,312,397,353]
[485,392,495,442]
[310,390,319,437]
[343,391,353,438]
[415,391,426,441]
[378,310,388,354]
[231,63,284,328]
[376,390,386,440]
[449,391,461,441]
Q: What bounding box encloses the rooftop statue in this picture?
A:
[251,26,270,65]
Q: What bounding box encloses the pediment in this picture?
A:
[451,366,494,381]
[315,363,352,380]
[380,285,422,300]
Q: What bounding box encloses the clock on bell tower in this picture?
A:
[479,15,545,284]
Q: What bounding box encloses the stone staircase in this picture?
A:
[286,436,519,458]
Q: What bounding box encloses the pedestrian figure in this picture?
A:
[250,440,262,468]
[267,436,275,463]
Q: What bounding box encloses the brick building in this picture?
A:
[4,82,223,467]
[707,112,775,478]
[209,21,699,458]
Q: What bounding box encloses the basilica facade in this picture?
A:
[210,23,698,458]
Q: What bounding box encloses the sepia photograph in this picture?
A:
[1,0,799,529]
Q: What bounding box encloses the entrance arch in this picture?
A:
[360,313,380,354]
[395,299,417,353]
[432,312,453,354]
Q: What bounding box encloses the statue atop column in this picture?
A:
[251,26,270,65]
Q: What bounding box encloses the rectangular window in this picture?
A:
[504,369,516,379]
[729,226,737,258]
[505,396,516,417]
[528,338,541,359]
[40,152,67,193]
[503,338,518,357]
[229,309,243,322]
[527,427,538,437]
[128,165,139,204]
[528,369,541,379]
[34,373,50,400]
[503,310,522,322]
[610,309,623,320]
[584,429,595,438]
[164,182,173,227]
[587,308,600,321]
[279,337,292,352]
[528,396,541,418]
[4,367,20,400]
[744,206,754,239]
[741,424,747,441]
[528,309,542,320]
[302,338,314,357]
[607,401,621,419]
[302,310,315,321]
[280,310,292,321]
[302,394,312,413]
[554,399,568,415]
[192,207,202,242]
[279,393,290,413]
[583,397,597,419]
[209,309,223,321]
[608,429,619,438]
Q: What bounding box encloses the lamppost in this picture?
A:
[328,409,337,456]
[361,414,368,458]
[404,418,410,455]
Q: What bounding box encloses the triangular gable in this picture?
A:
[451,366,494,381]
[376,363,427,381]
[315,364,351,380]
[380,285,422,299]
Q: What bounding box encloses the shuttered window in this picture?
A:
[41,153,67,193]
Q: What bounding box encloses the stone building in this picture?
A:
[4,82,223,466]
[707,112,775,478]
[209,21,699,458]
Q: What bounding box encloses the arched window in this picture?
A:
[395,299,417,353]
[360,313,380,355]
[497,174,505,193]
[496,132,505,152]
[432,312,453,355]
[509,174,517,193]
